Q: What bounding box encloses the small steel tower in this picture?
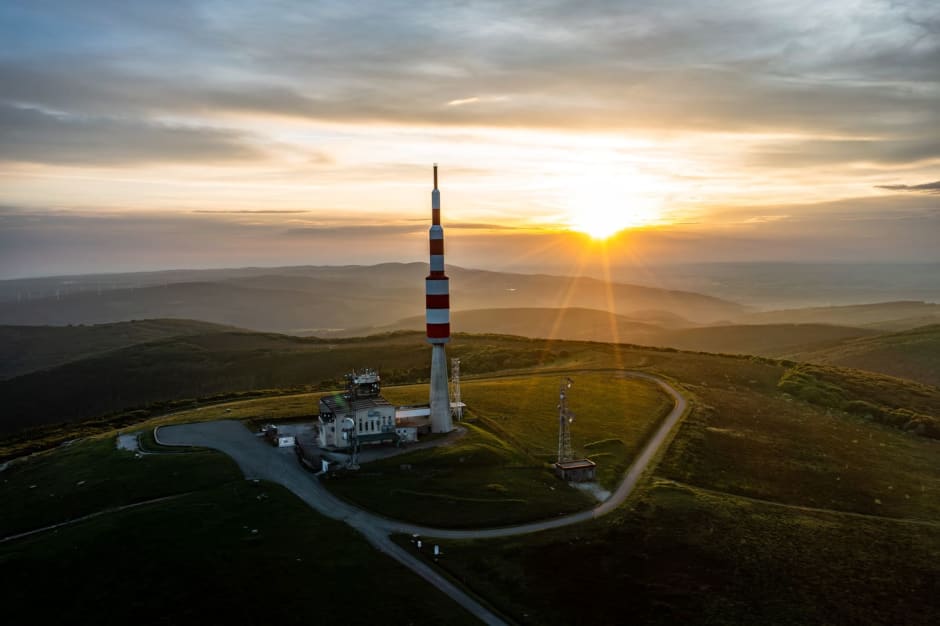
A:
[557,377,575,463]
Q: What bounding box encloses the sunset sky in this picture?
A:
[1,0,938,278]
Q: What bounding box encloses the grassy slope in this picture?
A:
[340,307,669,342]
[737,300,940,329]
[426,481,940,626]
[786,324,940,386]
[0,435,474,625]
[4,334,940,623]
[343,309,879,358]
[394,349,940,625]
[659,323,878,356]
[324,374,672,527]
[0,331,557,436]
[0,437,239,537]
[0,318,238,380]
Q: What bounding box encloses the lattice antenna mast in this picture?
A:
[557,377,574,463]
[450,357,463,421]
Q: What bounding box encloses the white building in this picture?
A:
[317,370,398,449]
[316,370,464,450]
[317,394,397,448]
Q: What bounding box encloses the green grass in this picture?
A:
[777,363,939,438]
[0,330,563,432]
[323,373,672,527]
[787,323,940,386]
[0,436,240,538]
[4,330,940,623]
[455,373,673,488]
[1,479,477,625]
[410,480,940,625]
[383,347,940,624]
[324,420,594,528]
[659,394,940,521]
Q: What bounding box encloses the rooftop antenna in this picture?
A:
[557,377,575,463]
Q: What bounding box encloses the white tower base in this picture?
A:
[429,344,453,433]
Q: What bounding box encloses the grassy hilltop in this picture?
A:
[2,324,939,624]
[785,324,940,387]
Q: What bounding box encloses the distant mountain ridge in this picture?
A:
[0,263,749,333]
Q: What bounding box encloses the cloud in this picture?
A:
[0,103,263,165]
[192,209,313,214]
[282,224,423,237]
[447,97,480,107]
[876,180,940,194]
[749,138,940,168]
[1,0,937,147]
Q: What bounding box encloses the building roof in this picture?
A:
[555,459,597,470]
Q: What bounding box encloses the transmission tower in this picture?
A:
[557,377,574,463]
[450,357,463,421]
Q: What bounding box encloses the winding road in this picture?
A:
[156,371,688,625]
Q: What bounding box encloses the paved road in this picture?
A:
[157,371,688,624]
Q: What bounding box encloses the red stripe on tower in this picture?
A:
[426,164,450,344]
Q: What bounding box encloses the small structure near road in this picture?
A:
[262,424,295,448]
[554,458,597,482]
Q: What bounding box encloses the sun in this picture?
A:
[562,171,665,239]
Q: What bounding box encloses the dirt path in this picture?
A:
[1,493,189,544]
[665,479,940,529]
[155,371,689,624]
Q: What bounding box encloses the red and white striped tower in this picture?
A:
[426,164,453,433]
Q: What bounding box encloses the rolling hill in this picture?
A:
[656,322,881,356]
[736,300,940,330]
[3,322,939,624]
[351,307,879,357]
[0,263,749,333]
[788,324,940,387]
[2,320,938,454]
[0,329,561,437]
[0,319,238,380]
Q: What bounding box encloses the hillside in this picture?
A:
[3,320,939,455]
[353,307,878,357]
[3,326,939,624]
[0,330,561,437]
[737,300,940,330]
[658,323,880,356]
[0,319,238,380]
[0,263,748,333]
[789,324,940,387]
[343,307,669,344]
